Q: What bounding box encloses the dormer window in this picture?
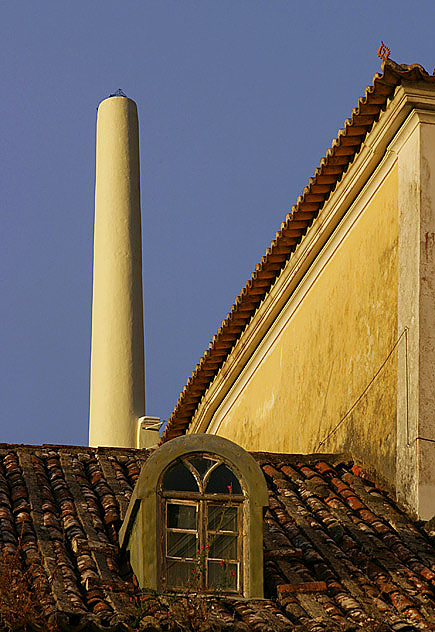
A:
[160,455,243,592]
[119,434,268,598]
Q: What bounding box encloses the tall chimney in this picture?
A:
[89,95,145,447]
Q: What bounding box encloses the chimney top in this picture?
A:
[109,88,127,98]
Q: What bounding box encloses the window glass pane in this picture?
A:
[208,504,237,532]
[208,560,238,591]
[162,461,198,492]
[166,560,195,588]
[208,533,237,560]
[205,464,242,494]
[167,532,197,559]
[188,456,217,478]
[167,503,197,530]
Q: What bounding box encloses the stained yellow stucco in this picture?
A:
[212,165,399,485]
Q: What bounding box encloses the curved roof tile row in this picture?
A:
[162,59,435,442]
[1,444,435,630]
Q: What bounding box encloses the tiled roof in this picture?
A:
[162,59,435,443]
[1,444,435,630]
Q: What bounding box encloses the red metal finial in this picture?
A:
[377,41,390,62]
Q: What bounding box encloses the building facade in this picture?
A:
[163,60,435,521]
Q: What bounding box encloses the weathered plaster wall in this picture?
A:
[211,166,399,486]
[417,118,435,518]
[396,112,435,519]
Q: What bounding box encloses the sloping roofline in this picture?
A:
[162,58,435,443]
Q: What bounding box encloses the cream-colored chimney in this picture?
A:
[89,95,145,448]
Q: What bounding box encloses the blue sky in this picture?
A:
[1,1,434,446]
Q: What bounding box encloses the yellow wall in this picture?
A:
[212,165,399,485]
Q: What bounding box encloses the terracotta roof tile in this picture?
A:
[0,445,434,629]
[162,59,435,443]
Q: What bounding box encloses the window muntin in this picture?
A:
[164,499,199,589]
[188,456,216,477]
[206,502,240,591]
[207,503,237,531]
[167,503,197,529]
[205,463,242,495]
[161,461,199,492]
[160,454,243,593]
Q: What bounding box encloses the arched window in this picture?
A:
[160,454,243,592]
[119,435,268,598]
